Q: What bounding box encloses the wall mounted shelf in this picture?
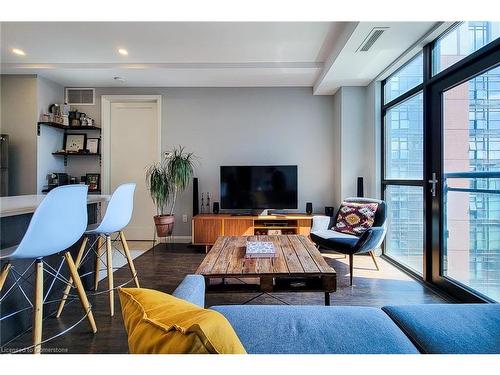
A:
[51,152,101,166]
[37,121,101,135]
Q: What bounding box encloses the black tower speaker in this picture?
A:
[357,177,364,198]
[325,206,334,217]
[306,202,313,215]
[193,177,199,216]
[213,202,220,214]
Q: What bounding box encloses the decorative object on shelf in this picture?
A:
[213,201,219,214]
[68,110,86,127]
[306,202,313,215]
[64,133,86,152]
[325,206,334,217]
[86,138,100,154]
[85,173,100,192]
[206,192,211,213]
[146,146,197,237]
[200,192,205,214]
[80,113,88,126]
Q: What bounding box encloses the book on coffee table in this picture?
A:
[245,241,276,258]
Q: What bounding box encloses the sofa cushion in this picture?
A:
[382,304,500,354]
[334,201,378,236]
[118,288,246,354]
[211,305,419,354]
[310,229,359,253]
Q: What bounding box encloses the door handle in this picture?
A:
[428,172,438,197]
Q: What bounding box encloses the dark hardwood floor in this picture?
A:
[3,242,448,354]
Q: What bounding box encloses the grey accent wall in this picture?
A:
[36,76,65,193]
[73,87,337,237]
[0,75,38,195]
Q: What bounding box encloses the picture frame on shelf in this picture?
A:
[86,173,100,192]
[86,138,100,154]
[64,133,86,153]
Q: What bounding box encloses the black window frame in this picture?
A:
[381,22,500,302]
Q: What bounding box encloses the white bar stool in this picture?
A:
[0,185,97,354]
[56,183,139,317]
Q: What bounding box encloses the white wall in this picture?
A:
[364,80,381,199]
[0,75,38,195]
[331,85,380,207]
[74,87,337,237]
[36,76,65,193]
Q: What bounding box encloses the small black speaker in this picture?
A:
[213,202,220,214]
[325,206,334,217]
[357,177,364,198]
[193,178,199,216]
[306,202,313,215]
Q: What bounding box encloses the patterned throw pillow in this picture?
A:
[333,202,379,236]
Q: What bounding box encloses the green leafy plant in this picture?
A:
[146,146,196,216]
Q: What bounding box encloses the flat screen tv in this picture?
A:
[220,165,298,210]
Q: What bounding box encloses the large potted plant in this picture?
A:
[146,146,195,237]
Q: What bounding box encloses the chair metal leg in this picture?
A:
[33,260,43,354]
[105,235,114,316]
[94,235,104,291]
[56,237,88,317]
[119,231,140,288]
[369,251,380,271]
[64,252,97,333]
[0,262,11,292]
[349,254,354,286]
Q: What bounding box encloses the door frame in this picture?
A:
[427,44,500,302]
[101,95,162,194]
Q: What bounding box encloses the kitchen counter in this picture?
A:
[0,194,110,218]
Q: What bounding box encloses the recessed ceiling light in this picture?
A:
[118,48,128,56]
[12,48,26,56]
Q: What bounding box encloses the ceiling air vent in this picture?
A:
[65,88,95,105]
[357,27,388,52]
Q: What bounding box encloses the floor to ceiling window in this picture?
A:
[382,54,424,274]
[381,21,500,301]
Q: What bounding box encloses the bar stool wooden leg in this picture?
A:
[369,251,380,271]
[33,260,43,354]
[56,237,88,317]
[94,236,104,291]
[105,235,114,316]
[119,231,140,288]
[64,252,97,333]
[0,263,12,292]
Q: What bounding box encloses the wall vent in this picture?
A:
[357,27,388,52]
[65,88,95,105]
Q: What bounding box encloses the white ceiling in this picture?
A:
[0,22,438,93]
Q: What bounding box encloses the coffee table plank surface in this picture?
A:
[277,235,304,274]
[196,235,335,277]
[297,235,336,274]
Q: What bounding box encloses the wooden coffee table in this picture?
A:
[195,235,336,305]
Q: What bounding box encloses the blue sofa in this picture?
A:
[172,275,500,354]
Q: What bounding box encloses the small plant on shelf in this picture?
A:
[146,146,196,237]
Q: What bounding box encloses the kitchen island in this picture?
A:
[0,194,110,347]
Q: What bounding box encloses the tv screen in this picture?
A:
[220,165,298,210]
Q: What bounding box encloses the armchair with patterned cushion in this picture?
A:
[310,197,387,286]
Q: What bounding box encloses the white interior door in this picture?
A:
[109,101,159,240]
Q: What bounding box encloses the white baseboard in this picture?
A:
[155,235,192,244]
